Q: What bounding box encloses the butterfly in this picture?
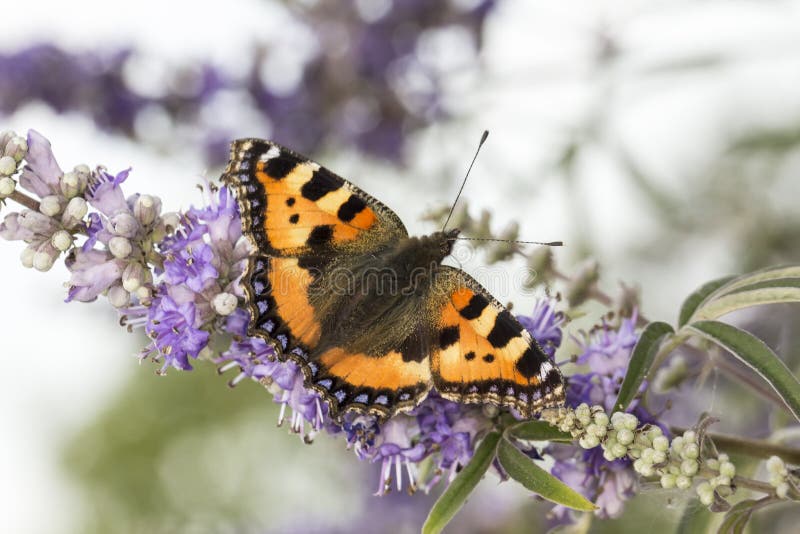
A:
[222,139,565,421]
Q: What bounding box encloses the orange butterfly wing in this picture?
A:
[223,139,430,418]
[223,138,406,257]
[429,266,565,418]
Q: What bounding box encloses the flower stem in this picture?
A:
[672,427,800,465]
[8,189,40,211]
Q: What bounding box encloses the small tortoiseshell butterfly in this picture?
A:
[222,139,565,421]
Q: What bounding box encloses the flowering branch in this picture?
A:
[3,129,800,533]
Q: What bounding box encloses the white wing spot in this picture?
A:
[260,145,281,161]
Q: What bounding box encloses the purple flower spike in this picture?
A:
[19,129,63,197]
[145,296,209,372]
[575,312,639,375]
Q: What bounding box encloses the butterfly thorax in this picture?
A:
[309,229,459,357]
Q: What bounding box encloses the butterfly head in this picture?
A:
[431,228,460,259]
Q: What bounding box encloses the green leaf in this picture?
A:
[692,285,800,322]
[509,420,573,442]
[614,321,675,411]
[716,499,761,534]
[676,499,716,534]
[713,265,800,296]
[686,321,800,421]
[422,431,501,534]
[496,436,596,512]
[679,276,737,327]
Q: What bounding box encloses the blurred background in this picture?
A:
[2,1,800,532]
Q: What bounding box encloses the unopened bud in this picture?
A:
[20,246,35,268]
[33,248,57,272]
[60,171,84,199]
[39,195,62,217]
[134,194,160,226]
[107,285,130,308]
[0,176,15,198]
[110,213,139,238]
[136,285,152,305]
[51,230,73,251]
[62,197,88,227]
[0,155,16,175]
[122,262,146,292]
[6,136,27,162]
[212,292,239,316]
[109,236,133,259]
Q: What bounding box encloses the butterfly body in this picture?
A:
[223,139,564,421]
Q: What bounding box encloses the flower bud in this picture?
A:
[20,246,35,268]
[0,176,15,198]
[39,195,62,217]
[133,194,160,226]
[777,482,789,499]
[60,171,86,199]
[122,262,146,292]
[212,292,239,316]
[617,429,634,446]
[675,475,692,490]
[19,210,56,234]
[767,456,786,475]
[660,474,676,489]
[681,459,699,476]
[51,229,73,251]
[652,436,669,452]
[611,442,628,459]
[33,245,58,272]
[0,155,16,175]
[161,212,180,233]
[136,286,152,305]
[107,285,130,308]
[109,236,133,259]
[5,136,27,162]
[683,443,699,460]
[719,461,735,478]
[110,213,139,238]
[62,197,88,227]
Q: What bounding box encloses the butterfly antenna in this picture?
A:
[442,130,489,232]
[456,237,564,247]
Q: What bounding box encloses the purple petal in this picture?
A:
[19,130,63,197]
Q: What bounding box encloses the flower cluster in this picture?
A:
[766,456,797,500]
[544,406,742,511]
[545,314,651,518]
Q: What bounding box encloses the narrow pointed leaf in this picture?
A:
[712,265,800,296]
[692,286,800,321]
[687,321,800,421]
[613,321,674,411]
[679,276,737,327]
[509,420,573,442]
[496,437,596,511]
[422,431,501,534]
